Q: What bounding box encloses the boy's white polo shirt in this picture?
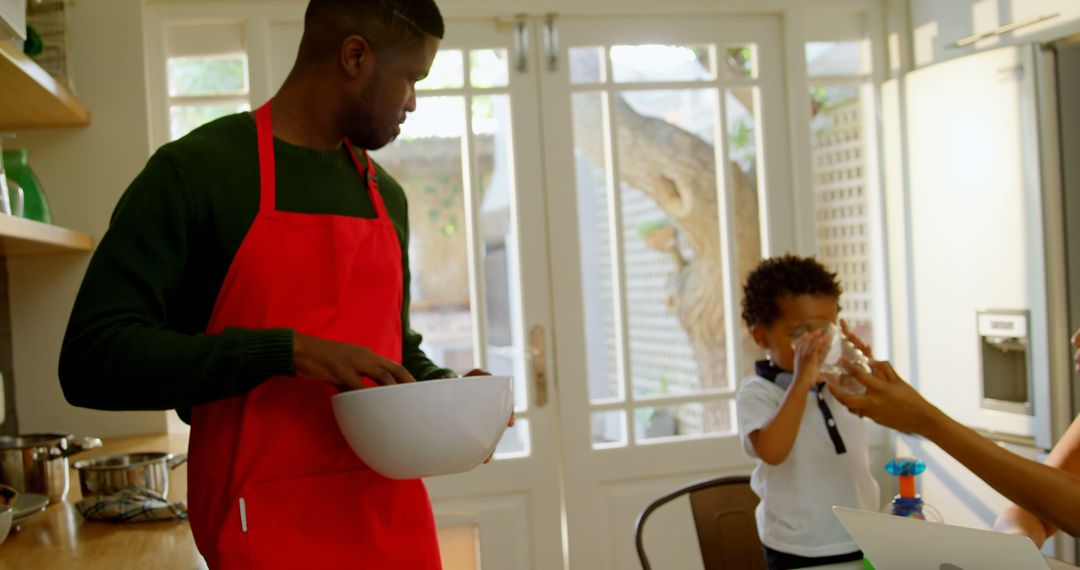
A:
[735,367,881,558]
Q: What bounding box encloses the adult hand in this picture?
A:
[840,318,873,358]
[293,333,415,391]
[828,358,942,435]
[463,368,516,463]
[461,368,516,426]
[1072,328,1080,374]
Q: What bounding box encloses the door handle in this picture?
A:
[530,325,548,407]
[513,16,529,73]
[541,13,558,72]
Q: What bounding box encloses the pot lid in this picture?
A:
[73,452,171,471]
[0,433,72,450]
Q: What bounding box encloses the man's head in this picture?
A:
[741,254,842,371]
[297,0,443,149]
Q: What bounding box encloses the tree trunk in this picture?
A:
[571,79,762,432]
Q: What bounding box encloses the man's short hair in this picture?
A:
[740,254,842,328]
[303,0,444,58]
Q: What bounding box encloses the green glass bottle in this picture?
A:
[2,149,51,223]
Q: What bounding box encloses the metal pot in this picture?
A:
[72,452,188,499]
[0,433,102,504]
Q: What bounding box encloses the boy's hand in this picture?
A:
[793,328,830,388]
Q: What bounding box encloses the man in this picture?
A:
[59,0,454,566]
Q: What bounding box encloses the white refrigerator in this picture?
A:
[898,40,1079,562]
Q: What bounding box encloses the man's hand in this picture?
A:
[463,368,516,463]
[293,333,415,391]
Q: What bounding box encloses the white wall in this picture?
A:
[884,0,1080,386]
[9,0,171,438]
[909,0,1080,68]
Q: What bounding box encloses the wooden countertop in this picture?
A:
[0,433,206,569]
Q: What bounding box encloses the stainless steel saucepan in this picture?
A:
[0,433,103,504]
[73,452,188,499]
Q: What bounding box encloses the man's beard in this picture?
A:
[342,76,388,150]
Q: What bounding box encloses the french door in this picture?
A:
[537,15,791,569]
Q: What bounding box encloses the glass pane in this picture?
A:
[418,50,464,90]
[167,55,248,97]
[569,46,605,84]
[806,41,869,77]
[809,85,874,346]
[437,524,480,570]
[169,102,250,141]
[616,89,716,398]
[591,410,627,448]
[722,45,756,79]
[634,401,733,441]
[371,96,475,370]
[473,94,527,411]
[571,92,621,402]
[726,87,765,380]
[470,49,509,88]
[493,418,530,459]
[610,44,715,83]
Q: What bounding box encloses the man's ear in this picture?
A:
[341,34,375,79]
[750,324,770,349]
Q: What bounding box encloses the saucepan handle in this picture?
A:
[167,453,189,470]
[60,435,103,458]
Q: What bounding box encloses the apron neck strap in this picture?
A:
[343,141,389,221]
[255,102,276,212]
[255,101,389,220]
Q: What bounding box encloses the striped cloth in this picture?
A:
[76,487,188,522]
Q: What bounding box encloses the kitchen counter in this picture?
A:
[0,433,206,569]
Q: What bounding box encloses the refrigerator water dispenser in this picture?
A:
[977,310,1033,415]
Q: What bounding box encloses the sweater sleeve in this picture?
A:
[58,149,295,411]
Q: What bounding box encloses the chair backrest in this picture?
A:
[634,475,765,570]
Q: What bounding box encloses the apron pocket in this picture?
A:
[242,469,440,569]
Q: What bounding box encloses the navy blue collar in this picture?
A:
[755,360,787,382]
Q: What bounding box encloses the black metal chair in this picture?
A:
[634,475,765,570]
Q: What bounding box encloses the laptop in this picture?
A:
[832,506,1052,570]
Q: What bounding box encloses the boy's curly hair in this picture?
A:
[740,254,842,328]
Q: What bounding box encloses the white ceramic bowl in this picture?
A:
[331,375,513,479]
[0,505,11,545]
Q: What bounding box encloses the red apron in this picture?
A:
[187,102,441,569]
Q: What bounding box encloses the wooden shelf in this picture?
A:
[0,40,89,129]
[0,214,93,256]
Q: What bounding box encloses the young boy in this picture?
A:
[735,255,880,570]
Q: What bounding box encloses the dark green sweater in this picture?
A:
[59,113,454,418]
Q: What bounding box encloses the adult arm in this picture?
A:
[831,360,1080,537]
[994,415,1080,544]
[59,151,295,410]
